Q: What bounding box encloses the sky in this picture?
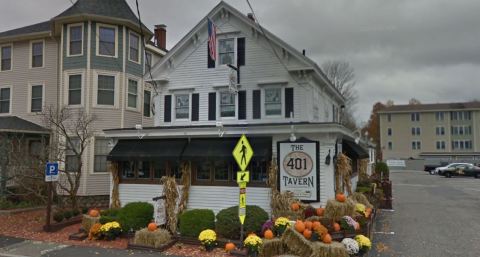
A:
[1,0,480,124]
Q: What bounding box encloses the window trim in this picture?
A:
[28,83,45,113]
[387,128,392,136]
[262,87,284,118]
[93,70,119,109]
[92,137,110,174]
[126,76,140,111]
[96,23,118,58]
[217,37,237,67]
[0,85,12,115]
[128,31,141,64]
[64,71,85,107]
[174,93,191,121]
[218,90,237,119]
[143,89,152,118]
[66,23,84,57]
[0,44,13,72]
[29,39,45,69]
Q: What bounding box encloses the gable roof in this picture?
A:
[150,1,344,103]
[0,116,49,134]
[0,21,51,39]
[378,101,480,113]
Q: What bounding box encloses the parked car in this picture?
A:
[432,163,469,175]
[443,163,480,178]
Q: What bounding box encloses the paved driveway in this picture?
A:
[371,170,480,257]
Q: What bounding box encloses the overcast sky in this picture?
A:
[2,0,480,123]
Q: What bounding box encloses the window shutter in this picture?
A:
[237,37,245,66]
[192,93,199,121]
[285,88,294,118]
[208,45,215,68]
[253,90,261,119]
[208,92,216,120]
[238,90,246,120]
[164,95,171,122]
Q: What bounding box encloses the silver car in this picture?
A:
[432,163,471,175]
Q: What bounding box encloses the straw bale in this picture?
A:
[133,228,172,248]
[81,215,100,233]
[281,228,314,257]
[323,199,356,221]
[348,192,373,209]
[310,241,349,257]
[259,238,286,257]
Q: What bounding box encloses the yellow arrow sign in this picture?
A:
[237,171,250,183]
[239,193,246,208]
[239,206,246,224]
[232,134,254,171]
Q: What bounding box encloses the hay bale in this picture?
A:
[133,228,172,248]
[348,192,373,209]
[323,199,356,221]
[260,238,286,257]
[310,241,349,257]
[281,228,314,257]
[81,215,100,233]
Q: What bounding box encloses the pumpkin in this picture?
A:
[291,202,300,211]
[322,233,332,244]
[88,209,99,217]
[264,229,274,239]
[304,220,313,230]
[225,242,236,252]
[303,229,312,239]
[336,193,346,202]
[354,222,360,231]
[312,221,322,230]
[148,222,157,231]
[295,220,305,233]
[333,222,341,232]
[316,207,324,216]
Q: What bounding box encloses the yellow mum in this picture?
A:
[274,217,290,227]
[198,229,216,243]
[354,235,371,250]
[355,203,366,215]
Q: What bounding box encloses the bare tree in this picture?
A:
[322,60,358,130]
[41,106,96,210]
[408,98,421,105]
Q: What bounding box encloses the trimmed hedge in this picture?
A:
[216,205,268,240]
[118,202,154,232]
[179,209,215,237]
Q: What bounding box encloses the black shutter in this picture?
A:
[285,88,294,118]
[238,90,246,120]
[192,93,199,121]
[253,90,261,119]
[164,95,172,122]
[208,45,215,68]
[237,37,245,66]
[208,92,216,120]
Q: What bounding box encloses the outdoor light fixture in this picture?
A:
[289,124,296,142]
[135,124,146,139]
[216,121,225,137]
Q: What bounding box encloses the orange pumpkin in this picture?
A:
[264,229,274,239]
[336,193,346,202]
[148,222,157,231]
[316,207,324,216]
[291,202,300,211]
[333,222,341,232]
[88,209,99,217]
[303,229,312,239]
[304,221,313,230]
[225,242,235,252]
[322,233,332,244]
[295,220,305,233]
[312,221,322,230]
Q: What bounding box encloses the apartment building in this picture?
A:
[378,102,480,165]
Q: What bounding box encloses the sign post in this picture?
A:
[44,162,59,231]
[232,135,253,243]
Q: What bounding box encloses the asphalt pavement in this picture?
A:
[370,170,480,257]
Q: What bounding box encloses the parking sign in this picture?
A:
[45,162,59,182]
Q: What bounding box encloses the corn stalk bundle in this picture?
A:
[161,176,179,234]
[335,153,353,195]
[109,162,121,209]
[323,199,356,221]
[267,159,278,191]
[359,159,369,181]
[348,192,373,209]
[133,228,172,248]
[259,238,287,257]
[281,228,314,257]
[310,242,349,257]
[177,161,191,217]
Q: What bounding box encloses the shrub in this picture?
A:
[179,209,215,237]
[101,208,121,217]
[81,207,89,214]
[100,215,119,224]
[375,162,389,180]
[216,205,268,240]
[72,209,80,216]
[118,202,154,232]
[53,212,64,223]
[64,210,73,220]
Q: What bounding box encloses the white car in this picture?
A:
[432,163,471,175]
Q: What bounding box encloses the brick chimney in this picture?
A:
[154,24,166,50]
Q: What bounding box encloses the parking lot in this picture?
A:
[370,170,480,257]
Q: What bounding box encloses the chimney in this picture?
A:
[154,24,167,50]
[247,13,255,22]
[302,49,306,56]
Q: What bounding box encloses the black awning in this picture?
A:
[342,139,369,159]
[107,139,188,161]
[181,137,272,160]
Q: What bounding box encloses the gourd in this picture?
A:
[88,209,99,217]
[264,229,274,239]
[323,233,332,244]
[304,220,313,230]
[303,229,312,239]
[336,193,346,202]
[333,222,341,232]
[147,222,157,231]
[225,242,236,252]
[291,202,300,211]
[295,220,305,233]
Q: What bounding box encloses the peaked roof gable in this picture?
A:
[0,21,51,42]
[0,116,49,134]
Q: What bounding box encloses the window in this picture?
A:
[127,79,138,109]
[265,88,281,116]
[94,139,109,173]
[65,138,80,172]
[412,141,421,150]
[250,160,268,182]
[436,141,446,150]
[459,126,464,135]
[436,127,445,135]
[451,111,457,120]
[175,94,189,119]
[387,128,392,136]
[195,161,212,181]
[69,25,83,56]
[144,90,151,117]
[214,160,229,181]
[145,52,152,71]
[435,112,444,121]
[31,41,43,68]
[0,87,10,113]
[218,38,235,65]
[411,112,420,121]
[68,74,82,105]
[138,161,151,179]
[412,127,421,136]
[129,32,140,62]
[387,114,391,122]
[388,141,393,150]
[98,25,116,57]
[220,91,235,117]
[30,85,43,112]
[97,75,115,105]
[1,45,12,71]
[121,161,135,178]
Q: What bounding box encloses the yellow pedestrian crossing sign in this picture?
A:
[239,193,246,208]
[232,134,253,171]
[237,171,250,183]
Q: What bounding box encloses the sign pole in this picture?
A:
[44,162,59,231]
[45,181,52,230]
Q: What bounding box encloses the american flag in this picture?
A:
[208,18,217,61]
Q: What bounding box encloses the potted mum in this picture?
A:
[98,221,122,240]
[354,235,372,255]
[244,233,263,257]
[274,217,290,236]
[198,229,217,251]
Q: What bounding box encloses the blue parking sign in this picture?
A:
[45,162,59,182]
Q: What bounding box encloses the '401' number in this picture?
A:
[287,158,307,170]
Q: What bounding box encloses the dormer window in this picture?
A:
[218,38,235,65]
[97,24,117,57]
[68,24,83,56]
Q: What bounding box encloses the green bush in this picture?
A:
[53,212,64,223]
[72,209,80,216]
[81,207,89,214]
[179,209,215,237]
[216,205,268,240]
[118,202,154,232]
[375,162,390,180]
[101,208,121,217]
[100,215,119,224]
[63,210,73,219]
[356,186,372,194]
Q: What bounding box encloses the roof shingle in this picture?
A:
[0,21,51,38]
[379,101,480,113]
